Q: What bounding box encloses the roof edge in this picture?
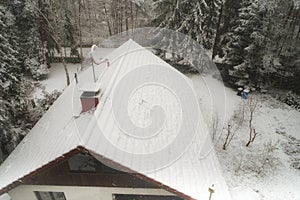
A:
[87,148,195,200]
[0,145,196,199]
[0,146,85,195]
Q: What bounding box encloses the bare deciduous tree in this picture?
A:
[245,95,259,147]
[223,104,245,150]
[235,141,279,176]
[34,4,71,85]
[210,113,220,141]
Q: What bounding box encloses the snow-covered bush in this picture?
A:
[280,91,300,110]
[212,71,223,81]
[24,58,49,80]
[235,141,280,176]
[209,113,220,141]
[281,134,300,170]
[37,90,62,111]
[0,84,61,163]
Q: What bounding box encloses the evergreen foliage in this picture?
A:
[0,0,77,160]
[1,0,300,161]
[153,0,300,93]
[153,0,222,49]
[8,0,49,79]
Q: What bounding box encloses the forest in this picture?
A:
[0,0,300,161]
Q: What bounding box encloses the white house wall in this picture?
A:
[8,185,174,200]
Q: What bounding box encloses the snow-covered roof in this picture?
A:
[79,82,101,92]
[0,39,231,200]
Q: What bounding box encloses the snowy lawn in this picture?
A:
[0,193,10,200]
[189,74,300,200]
[36,63,81,94]
[34,47,115,98]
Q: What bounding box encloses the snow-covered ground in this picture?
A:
[0,193,10,200]
[38,66,300,200]
[34,63,81,98]
[2,62,299,200]
[34,47,113,98]
[220,95,300,200]
[189,74,300,200]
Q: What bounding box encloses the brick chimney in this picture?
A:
[80,83,100,112]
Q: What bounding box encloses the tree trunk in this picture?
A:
[0,144,4,163]
[277,5,294,56]
[125,0,129,33]
[87,0,93,44]
[103,3,112,36]
[222,125,231,150]
[130,1,134,32]
[246,99,257,147]
[60,51,70,86]
[212,3,223,60]
[134,3,138,29]
[78,0,83,69]
[112,0,118,34]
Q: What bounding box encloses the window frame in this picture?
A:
[34,191,66,200]
[112,194,184,200]
[67,153,97,173]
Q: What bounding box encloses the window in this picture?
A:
[67,153,96,172]
[34,191,66,200]
[113,194,184,200]
[101,163,124,174]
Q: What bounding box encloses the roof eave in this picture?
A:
[0,146,85,195]
[87,148,195,200]
[0,145,195,200]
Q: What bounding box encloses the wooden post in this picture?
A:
[75,73,78,84]
[208,184,215,200]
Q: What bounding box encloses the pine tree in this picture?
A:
[224,0,265,87]
[8,0,49,80]
[0,1,52,160]
[213,0,241,58]
[37,0,57,65]
[274,0,300,92]
[63,9,79,58]
[202,0,223,49]
[0,4,23,157]
[153,0,222,50]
